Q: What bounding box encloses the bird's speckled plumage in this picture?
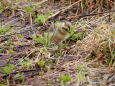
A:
[50,22,71,44]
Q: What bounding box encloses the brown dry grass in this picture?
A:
[77,23,115,66]
[0,0,115,86]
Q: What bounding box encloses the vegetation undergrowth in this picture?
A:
[0,0,115,86]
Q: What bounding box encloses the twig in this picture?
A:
[48,0,115,21]
[0,25,35,38]
[48,0,82,20]
[66,10,115,20]
[2,69,37,78]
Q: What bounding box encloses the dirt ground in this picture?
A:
[0,0,115,86]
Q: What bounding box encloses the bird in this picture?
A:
[49,21,71,45]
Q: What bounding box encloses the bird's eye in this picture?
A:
[63,27,69,32]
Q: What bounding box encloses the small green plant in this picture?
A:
[2,67,11,74]
[34,13,52,24]
[25,7,34,12]
[0,5,4,10]
[17,34,24,38]
[77,72,85,83]
[8,64,15,69]
[6,40,14,45]
[51,44,66,51]
[76,63,89,83]
[2,64,15,74]
[19,58,34,68]
[37,60,47,75]
[25,5,40,12]
[59,75,72,84]
[52,45,59,50]
[76,40,82,43]
[33,33,51,46]
[0,84,6,86]
[9,48,15,54]
[38,60,46,67]
[39,71,45,75]
[69,25,75,35]
[0,26,14,34]
[13,73,26,80]
[109,52,115,66]
[47,81,52,86]
[8,45,15,54]
[70,32,83,41]
[69,24,83,41]
[76,63,88,72]
[24,6,40,16]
